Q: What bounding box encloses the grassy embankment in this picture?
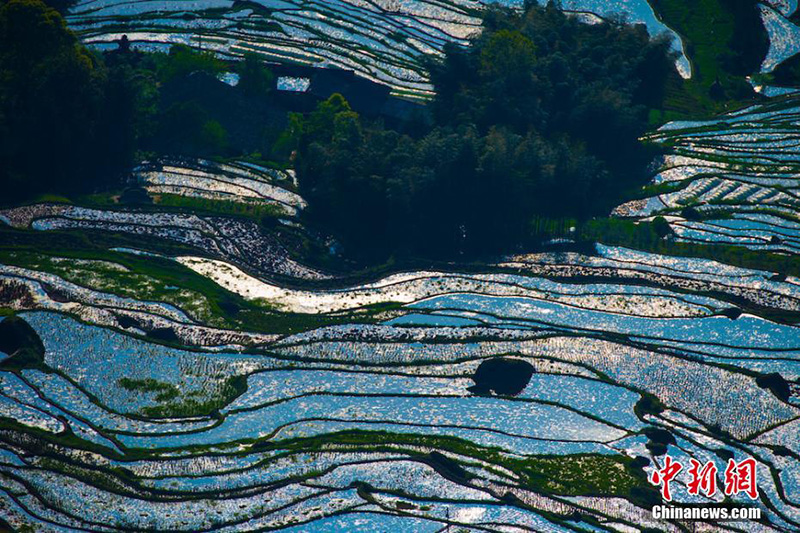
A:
[649,0,768,121]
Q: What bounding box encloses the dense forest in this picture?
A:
[293,5,678,258]
[0,0,127,197]
[0,0,274,201]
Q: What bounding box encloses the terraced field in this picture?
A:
[65,0,700,99]
[616,97,800,254]
[5,0,800,531]
[0,93,800,530]
[61,0,800,100]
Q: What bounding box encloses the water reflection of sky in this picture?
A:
[391,293,800,351]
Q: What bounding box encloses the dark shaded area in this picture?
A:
[152,64,424,158]
[709,78,725,100]
[468,357,534,396]
[634,393,665,417]
[629,486,663,508]
[155,71,287,156]
[564,511,592,524]
[708,423,734,439]
[0,0,138,202]
[680,206,703,221]
[645,442,668,456]
[119,186,152,205]
[644,426,675,456]
[645,0,766,118]
[293,3,677,260]
[269,63,420,122]
[109,312,185,344]
[0,315,44,369]
[113,314,141,330]
[769,52,800,87]
[644,427,676,445]
[756,372,791,402]
[41,283,69,303]
[422,451,472,482]
[649,0,767,83]
[720,307,742,320]
[774,445,796,458]
[146,327,180,344]
[717,0,770,76]
[217,298,242,317]
[652,218,673,239]
[770,272,788,282]
[40,0,74,13]
[715,448,735,461]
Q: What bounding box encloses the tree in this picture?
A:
[155,101,230,156]
[0,0,122,199]
[478,29,536,78]
[156,44,223,83]
[290,5,677,260]
[237,52,274,99]
[198,120,228,153]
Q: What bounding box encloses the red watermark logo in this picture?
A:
[649,455,758,502]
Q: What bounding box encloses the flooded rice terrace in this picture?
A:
[3,0,800,531]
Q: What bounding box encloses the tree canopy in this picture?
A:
[0,0,126,199]
[293,3,678,259]
[0,11,281,201]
